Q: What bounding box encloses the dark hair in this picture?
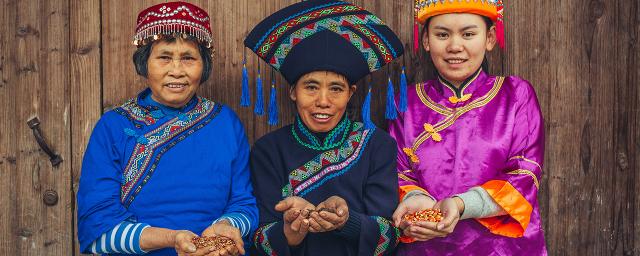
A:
[421,15,494,74]
[132,35,213,84]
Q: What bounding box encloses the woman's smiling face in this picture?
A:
[146,38,204,108]
[423,13,496,87]
[290,71,356,133]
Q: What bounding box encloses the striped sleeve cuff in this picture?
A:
[213,213,252,238]
[88,221,150,254]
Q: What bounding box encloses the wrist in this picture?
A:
[166,230,179,246]
[404,191,433,201]
[453,196,465,216]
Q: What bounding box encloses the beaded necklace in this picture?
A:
[291,115,352,151]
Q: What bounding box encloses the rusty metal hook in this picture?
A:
[27,117,62,167]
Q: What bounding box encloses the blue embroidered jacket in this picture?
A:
[77,89,258,255]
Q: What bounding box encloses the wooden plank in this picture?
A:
[0,0,73,255]
[0,0,19,254]
[537,0,634,254]
[613,0,639,255]
[504,0,555,252]
[633,2,640,254]
[101,0,163,112]
[69,0,102,255]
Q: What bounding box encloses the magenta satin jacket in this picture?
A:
[389,70,547,255]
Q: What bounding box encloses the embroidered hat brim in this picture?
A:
[244,0,404,85]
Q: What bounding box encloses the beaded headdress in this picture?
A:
[132,2,213,49]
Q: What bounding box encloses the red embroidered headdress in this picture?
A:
[133,2,213,49]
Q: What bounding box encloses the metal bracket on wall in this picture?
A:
[27,117,62,167]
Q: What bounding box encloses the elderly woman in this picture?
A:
[244,1,404,255]
[77,2,257,256]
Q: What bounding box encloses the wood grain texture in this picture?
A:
[0,0,638,255]
[0,0,73,255]
[70,0,101,254]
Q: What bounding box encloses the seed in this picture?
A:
[191,236,235,250]
[402,209,443,223]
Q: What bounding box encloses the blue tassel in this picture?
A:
[254,69,264,115]
[240,61,250,107]
[385,77,398,120]
[362,86,375,130]
[399,67,408,112]
[268,84,278,126]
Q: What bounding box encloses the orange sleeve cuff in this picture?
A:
[397,185,430,244]
[398,185,429,201]
[477,180,533,238]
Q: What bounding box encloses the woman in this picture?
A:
[243,0,405,255]
[77,2,257,255]
[390,0,547,255]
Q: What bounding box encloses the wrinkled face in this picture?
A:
[290,71,356,133]
[423,13,496,87]
[146,38,203,108]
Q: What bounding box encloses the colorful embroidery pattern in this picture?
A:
[253,222,277,256]
[256,4,364,57]
[282,122,374,197]
[291,116,351,151]
[372,216,399,256]
[119,97,221,205]
[268,14,387,71]
[114,98,158,127]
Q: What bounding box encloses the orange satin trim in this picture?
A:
[398,185,432,243]
[478,180,532,238]
[399,235,416,244]
[398,185,429,201]
[398,185,425,244]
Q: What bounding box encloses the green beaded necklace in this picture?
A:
[291,115,352,151]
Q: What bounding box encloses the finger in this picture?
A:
[284,209,301,223]
[308,214,324,232]
[275,198,294,212]
[414,222,449,237]
[407,225,448,238]
[299,218,310,233]
[397,219,412,230]
[336,202,348,217]
[179,241,198,254]
[226,244,239,256]
[392,205,408,226]
[291,216,302,232]
[229,230,244,254]
[437,211,457,231]
[187,248,209,256]
[313,213,335,230]
[318,210,341,225]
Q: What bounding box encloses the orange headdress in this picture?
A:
[413,0,505,48]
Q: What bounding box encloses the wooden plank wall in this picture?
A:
[0,0,637,255]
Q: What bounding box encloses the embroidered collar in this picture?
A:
[282,122,372,197]
[437,68,484,99]
[291,114,352,151]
